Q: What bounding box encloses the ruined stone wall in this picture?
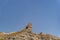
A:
[0,23,60,40]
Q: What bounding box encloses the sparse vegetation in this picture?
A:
[0,38,4,40]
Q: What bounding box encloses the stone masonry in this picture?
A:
[0,23,60,40]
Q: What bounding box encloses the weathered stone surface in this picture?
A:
[0,23,60,40]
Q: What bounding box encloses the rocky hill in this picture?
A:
[0,23,60,40]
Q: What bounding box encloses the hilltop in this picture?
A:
[0,23,60,40]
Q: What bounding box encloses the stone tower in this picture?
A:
[25,23,32,32]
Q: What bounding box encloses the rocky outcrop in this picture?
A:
[0,23,60,40]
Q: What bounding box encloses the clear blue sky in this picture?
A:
[0,0,60,36]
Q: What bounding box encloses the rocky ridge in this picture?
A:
[0,23,60,40]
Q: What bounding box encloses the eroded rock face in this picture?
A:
[0,23,60,40]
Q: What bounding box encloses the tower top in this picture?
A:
[26,23,32,29]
